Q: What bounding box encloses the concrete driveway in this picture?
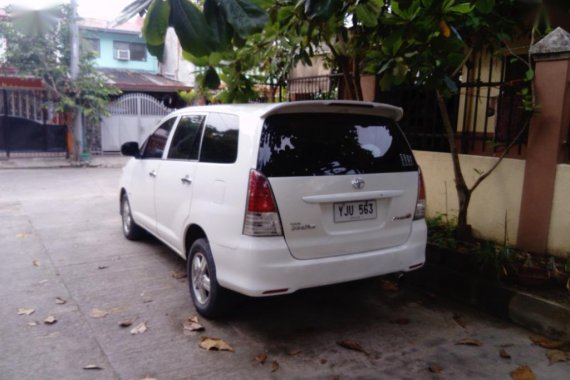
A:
[1,167,568,380]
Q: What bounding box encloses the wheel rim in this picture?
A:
[191,252,211,305]
[122,199,132,235]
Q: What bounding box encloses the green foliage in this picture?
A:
[474,240,515,280]
[426,213,457,249]
[0,5,120,124]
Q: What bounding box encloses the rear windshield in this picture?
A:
[257,113,417,177]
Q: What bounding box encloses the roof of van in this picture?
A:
[170,101,404,121]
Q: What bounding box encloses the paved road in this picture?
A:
[1,168,568,380]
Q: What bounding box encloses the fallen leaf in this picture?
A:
[143,299,153,304]
[199,337,234,352]
[288,349,302,356]
[500,349,512,359]
[55,297,67,305]
[379,279,399,291]
[529,335,564,349]
[255,353,267,364]
[83,365,103,370]
[17,308,35,316]
[98,265,108,270]
[546,349,570,365]
[32,260,40,267]
[119,319,135,328]
[28,321,38,326]
[90,308,109,319]
[428,365,443,374]
[44,316,57,324]
[171,271,187,280]
[16,232,30,239]
[456,338,483,347]
[337,340,369,355]
[188,315,199,323]
[141,377,157,380]
[510,365,536,380]
[271,361,279,373]
[182,317,204,332]
[389,318,410,325]
[130,321,148,335]
[453,313,468,329]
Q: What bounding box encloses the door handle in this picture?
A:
[149,170,157,178]
[180,175,192,185]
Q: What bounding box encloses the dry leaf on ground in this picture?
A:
[456,338,483,346]
[98,265,108,270]
[119,319,135,328]
[141,377,157,380]
[389,318,410,325]
[428,365,443,374]
[546,349,570,365]
[288,349,302,356]
[199,337,234,352]
[44,316,57,324]
[529,335,564,349]
[337,340,369,355]
[510,365,536,380]
[16,232,30,239]
[83,365,103,370]
[130,321,148,335]
[28,321,38,326]
[17,308,35,316]
[55,297,67,305]
[500,349,512,359]
[171,271,187,280]
[379,279,399,291]
[255,353,267,364]
[182,317,204,332]
[32,260,40,267]
[453,313,468,329]
[90,308,109,319]
[271,361,279,373]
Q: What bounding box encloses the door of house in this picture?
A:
[101,93,174,152]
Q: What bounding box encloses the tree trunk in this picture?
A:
[436,90,472,240]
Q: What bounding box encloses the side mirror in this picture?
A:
[121,142,140,157]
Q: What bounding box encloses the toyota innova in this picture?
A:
[119,100,427,318]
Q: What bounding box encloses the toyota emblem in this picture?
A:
[351,177,365,190]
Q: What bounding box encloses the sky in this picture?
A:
[0,0,134,21]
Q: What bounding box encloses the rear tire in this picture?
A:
[121,193,144,240]
[187,238,229,319]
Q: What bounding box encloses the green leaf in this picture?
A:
[182,50,210,66]
[146,43,165,61]
[304,0,341,20]
[171,0,213,57]
[525,69,534,81]
[204,66,221,89]
[355,4,378,28]
[475,0,495,14]
[443,75,458,93]
[143,0,170,46]
[217,0,269,39]
[204,0,232,51]
[447,3,474,14]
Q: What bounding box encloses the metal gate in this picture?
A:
[0,89,67,158]
[101,93,174,152]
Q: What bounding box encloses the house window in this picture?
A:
[82,38,100,58]
[113,41,146,62]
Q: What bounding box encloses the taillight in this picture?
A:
[243,170,283,236]
[414,168,426,220]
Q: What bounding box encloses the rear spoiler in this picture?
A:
[261,100,404,122]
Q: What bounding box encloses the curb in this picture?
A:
[407,256,570,340]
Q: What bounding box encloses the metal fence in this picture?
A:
[286,55,529,158]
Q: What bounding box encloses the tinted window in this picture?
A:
[257,113,417,177]
[199,113,239,164]
[141,118,176,159]
[167,115,205,160]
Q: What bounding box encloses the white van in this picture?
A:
[119,101,427,318]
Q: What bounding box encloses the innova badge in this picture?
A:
[351,177,365,190]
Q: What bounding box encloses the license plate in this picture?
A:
[334,200,377,223]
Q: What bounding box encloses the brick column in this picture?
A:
[517,28,570,253]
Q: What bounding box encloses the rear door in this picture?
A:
[257,112,419,260]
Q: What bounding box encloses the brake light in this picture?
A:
[243,170,283,236]
[414,168,426,220]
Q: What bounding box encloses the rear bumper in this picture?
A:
[213,220,427,297]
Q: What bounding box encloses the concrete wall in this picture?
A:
[415,150,569,257]
[548,164,570,256]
